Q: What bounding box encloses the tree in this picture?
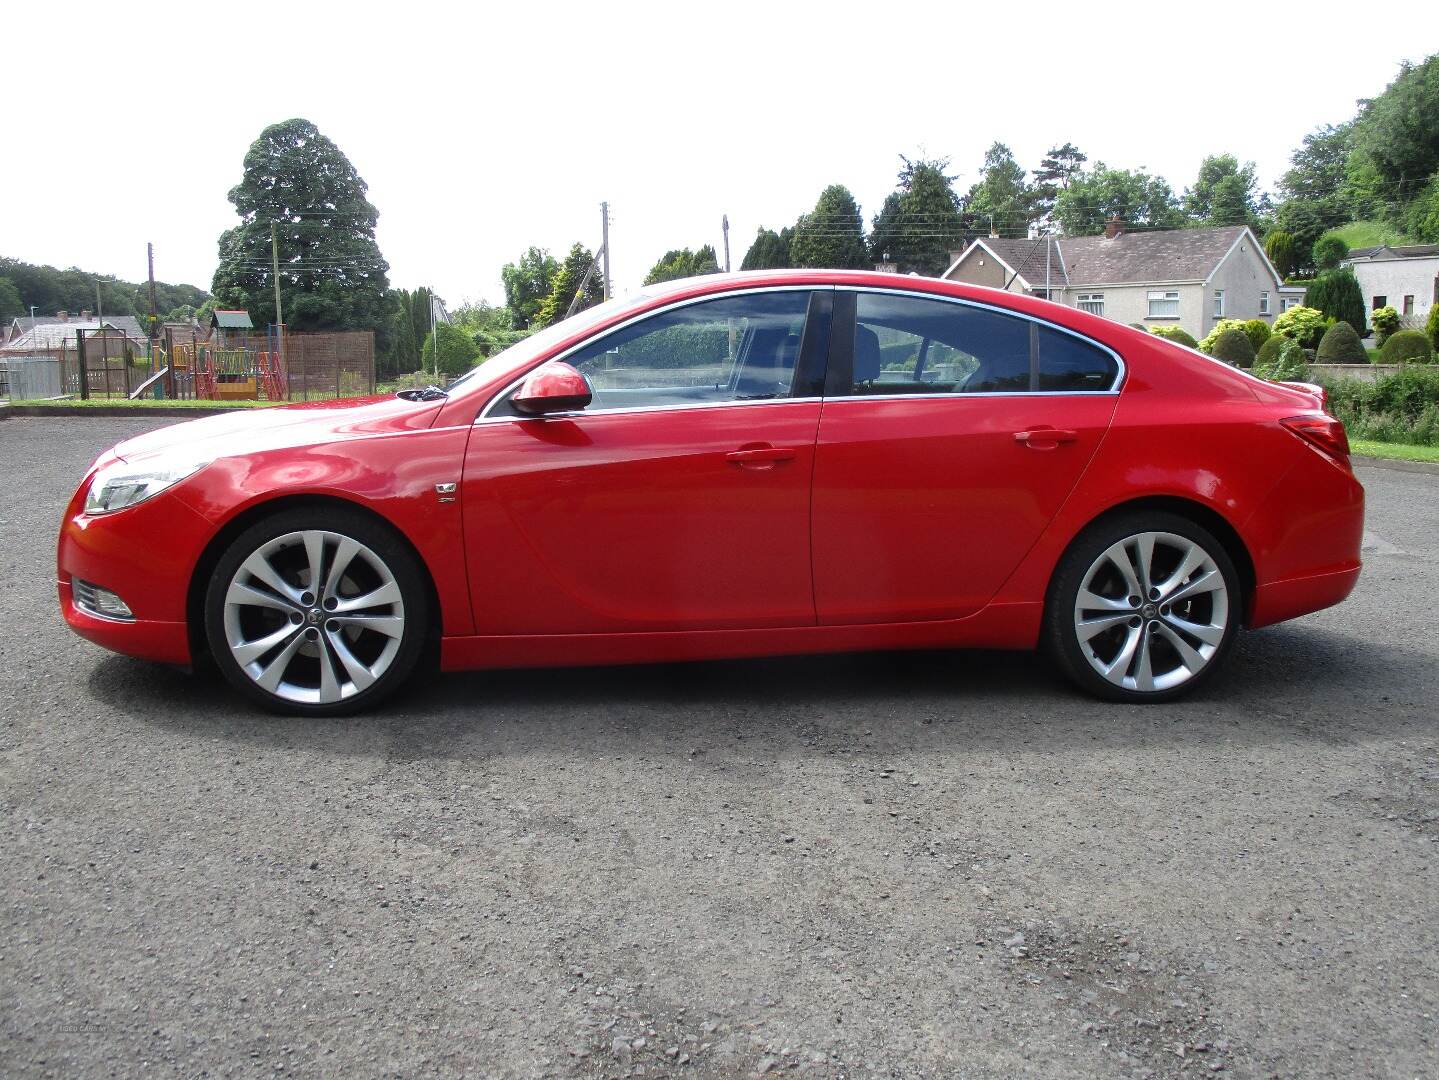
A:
[789,184,869,270]
[1054,163,1185,236]
[0,277,23,322]
[1184,154,1261,227]
[533,243,604,327]
[1032,142,1088,222]
[1350,56,1439,204]
[1312,234,1349,271]
[501,247,560,330]
[740,227,792,270]
[965,142,1035,238]
[386,286,437,376]
[1402,175,1439,243]
[452,300,526,357]
[1304,268,1366,334]
[865,158,967,275]
[1264,231,1298,280]
[867,192,902,264]
[642,245,721,286]
[212,118,390,332]
[420,321,482,378]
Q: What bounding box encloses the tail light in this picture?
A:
[1281,414,1350,461]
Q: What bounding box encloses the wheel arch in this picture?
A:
[185,493,444,667]
[1051,495,1257,623]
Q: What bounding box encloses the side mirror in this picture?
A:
[513,361,593,416]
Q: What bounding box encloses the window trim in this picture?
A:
[476,285,830,422]
[1147,289,1181,319]
[1076,292,1105,316]
[1259,291,1271,315]
[822,286,1125,401]
[1212,289,1225,318]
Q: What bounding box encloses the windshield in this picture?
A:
[442,289,661,394]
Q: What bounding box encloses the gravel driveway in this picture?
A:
[2,417,1436,1080]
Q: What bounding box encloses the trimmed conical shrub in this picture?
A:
[1256,333,1285,366]
[1150,325,1199,349]
[1211,327,1256,367]
[1379,329,1434,364]
[1316,321,1369,364]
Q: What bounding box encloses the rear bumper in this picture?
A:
[1248,563,1361,630]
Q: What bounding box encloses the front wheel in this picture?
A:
[1044,512,1240,703]
[203,508,430,716]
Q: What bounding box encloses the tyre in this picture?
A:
[1044,511,1241,703]
[204,507,430,716]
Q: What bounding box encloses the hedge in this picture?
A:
[1316,321,1369,364]
[1150,325,1199,349]
[1211,328,1256,366]
[1322,365,1439,446]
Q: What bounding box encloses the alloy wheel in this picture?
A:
[1072,530,1229,694]
[221,529,406,706]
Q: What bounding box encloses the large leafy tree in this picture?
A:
[789,185,869,270]
[1263,230,1298,280]
[533,243,604,327]
[1350,56,1439,203]
[642,245,722,285]
[1032,142,1088,222]
[965,143,1035,238]
[740,226,793,270]
[212,118,390,332]
[501,247,560,330]
[1184,154,1261,227]
[1054,163,1185,235]
[0,277,24,322]
[867,192,902,264]
[870,158,966,275]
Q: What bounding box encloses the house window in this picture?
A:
[1147,290,1180,318]
[1259,291,1271,315]
[1281,296,1301,312]
[1077,293,1105,316]
[1404,295,1415,316]
[1373,295,1387,310]
[1213,290,1225,318]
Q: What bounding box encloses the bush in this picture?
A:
[1149,325,1198,349]
[1241,319,1271,353]
[1210,327,1256,366]
[1315,321,1369,364]
[1303,268,1367,335]
[1321,365,1439,446]
[1370,305,1401,346]
[1428,304,1439,352]
[1312,234,1349,271]
[1253,338,1309,381]
[1255,333,1285,366]
[1272,305,1330,348]
[1264,230,1297,279]
[1198,318,1249,354]
[1379,329,1435,364]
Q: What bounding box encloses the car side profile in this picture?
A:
[58,270,1364,715]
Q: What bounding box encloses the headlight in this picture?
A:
[84,457,211,515]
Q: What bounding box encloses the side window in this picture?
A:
[839,292,1117,396]
[1037,326,1119,391]
[551,291,811,411]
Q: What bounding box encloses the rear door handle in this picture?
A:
[1014,428,1079,449]
[726,446,797,468]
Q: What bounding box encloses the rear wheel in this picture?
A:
[204,508,429,716]
[1044,511,1240,703]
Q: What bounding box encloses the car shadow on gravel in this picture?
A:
[88,620,1431,760]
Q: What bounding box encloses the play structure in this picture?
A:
[130,325,289,402]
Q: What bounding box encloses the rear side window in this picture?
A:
[838,292,1117,395]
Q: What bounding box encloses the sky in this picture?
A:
[1,1,1435,308]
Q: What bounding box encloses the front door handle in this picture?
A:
[1014,428,1079,449]
[726,445,797,469]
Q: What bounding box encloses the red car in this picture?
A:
[58,271,1363,715]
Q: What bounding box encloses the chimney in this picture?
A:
[57,310,68,322]
[80,309,91,320]
[1103,215,1125,240]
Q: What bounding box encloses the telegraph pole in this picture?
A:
[600,202,611,301]
[722,214,731,272]
[95,281,103,323]
[146,242,159,342]
[270,223,284,364]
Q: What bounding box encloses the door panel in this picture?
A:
[462,404,821,634]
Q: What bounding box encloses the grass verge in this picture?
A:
[1351,439,1439,464]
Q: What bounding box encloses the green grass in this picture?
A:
[1350,439,1439,463]
[9,397,278,409]
[1323,220,1413,251]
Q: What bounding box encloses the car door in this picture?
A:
[461,287,831,635]
[810,289,1121,625]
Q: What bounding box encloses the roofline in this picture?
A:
[942,239,1029,289]
[1204,226,1281,288]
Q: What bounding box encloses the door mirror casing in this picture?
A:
[513,361,593,416]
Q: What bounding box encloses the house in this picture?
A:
[1341,244,1439,327]
[2,311,147,352]
[941,221,1290,338]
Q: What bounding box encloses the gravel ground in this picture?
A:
[2,416,1436,1080]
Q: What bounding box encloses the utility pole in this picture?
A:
[146,242,159,342]
[95,281,103,323]
[600,202,611,301]
[270,223,284,365]
[429,293,438,380]
[722,214,731,273]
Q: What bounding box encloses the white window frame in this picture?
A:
[1076,293,1105,316]
[1259,291,1271,315]
[1213,290,1225,318]
[1281,296,1301,312]
[1147,290,1180,318]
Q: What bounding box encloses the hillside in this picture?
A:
[0,257,211,323]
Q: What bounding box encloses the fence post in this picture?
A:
[77,331,89,400]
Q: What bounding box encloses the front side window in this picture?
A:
[1213,290,1225,317]
[1404,295,1415,316]
[1077,293,1105,316]
[1259,291,1271,315]
[839,292,1117,396]
[549,291,812,411]
[1148,290,1180,318]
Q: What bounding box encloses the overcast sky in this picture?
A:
[2,1,1434,308]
